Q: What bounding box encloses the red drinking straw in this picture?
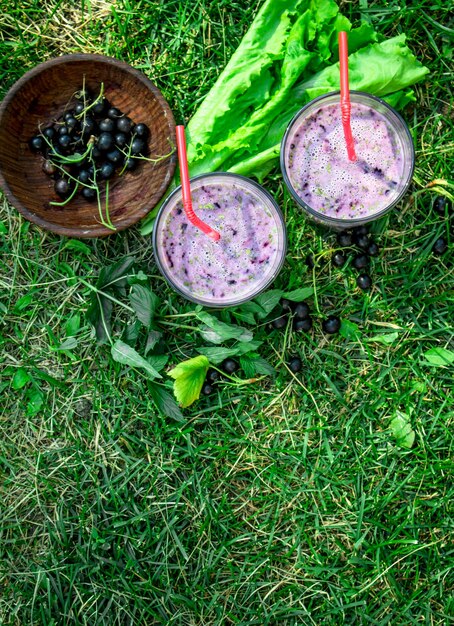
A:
[338,31,357,162]
[175,125,221,242]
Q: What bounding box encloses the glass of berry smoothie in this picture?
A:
[152,173,287,307]
[280,91,415,229]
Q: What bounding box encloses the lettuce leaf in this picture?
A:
[140,0,428,234]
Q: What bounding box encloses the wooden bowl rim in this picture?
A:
[0,53,176,238]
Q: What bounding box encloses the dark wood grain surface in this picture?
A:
[0,54,176,237]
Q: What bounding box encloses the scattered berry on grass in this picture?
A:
[433,195,452,217]
[432,237,448,256]
[366,241,380,257]
[322,315,341,334]
[294,302,310,319]
[332,251,347,267]
[288,356,302,373]
[293,317,313,332]
[352,254,369,270]
[271,315,288,330]
[201,382,214,396]
[357,273,372,290]
[221,358,239,375]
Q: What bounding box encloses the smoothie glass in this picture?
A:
[152,172,287,308]
[280,91,415,229]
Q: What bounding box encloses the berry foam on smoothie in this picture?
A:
[153,174,286,307]
[281,92,415,227]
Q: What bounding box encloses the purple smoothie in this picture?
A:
[153,174,286,307]
[282,92,415,227]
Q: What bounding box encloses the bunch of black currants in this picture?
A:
[431,195,452,256]
[28,85,150,203]
[331,224,380,290]
[271,297,341,336]
[201,358,239,396]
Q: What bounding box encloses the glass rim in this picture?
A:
[152,171,287,308]
[280,90,416,227]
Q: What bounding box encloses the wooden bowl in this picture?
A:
[0,54,176,238]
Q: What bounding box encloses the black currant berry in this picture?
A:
[280,298,293,313]
[42,159,56,176]
[58,134,72,150]
[29,135,45,152]
[116,116,133,133]
[337,231,352,247]
[81,186,97,201]
[107,106,122,119]
[54,178,71,197]
[357,273,372,290]
[123,158,138,172]
[322,315,341,334]
[433,195,452,217]
[97,132,114,152]
[366,241,380,257]
[92,98,108,117]
[106,148,124,165]
[294,302,310,319]
[99,162,115,179]
[74,101,85,115]
[99,118,115,133]
[201,382,214,396]
[288,356,302,373]
[352,254,369,270]
[206,368,221,384]
[353,224,369,236]
[114,132,128,149]
[77,169,92,184]
[133,122,150,138]
[80,116,96,136]
[130,137,146,155]
[42,126,56,140]
[332,251,347,267]
[221,358,239,375]
[271,315,288,330]
[65,115,77,131]
[354,233,370,250]
[432,237,448,256]
[293,317,312,332]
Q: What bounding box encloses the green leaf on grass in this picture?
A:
[282,287,314,302]
[168,355,210,408]
[369,331,399,345]
[97,256,135,292]
[111,340,162,379]
[253,289,284,316]
[197,346,240,364]
[197,340,263,364]
[231,301,267,324]
[144,330,163,356]
[148,383,184,422]
[339,319,361,340]
[65,314,81,337]
[62,239,92,255]
[12,368,30,390]
[52,337,78,351]
[196,311,253,343]
[240,354,276,377]
[86,294,113,345]
[423,347,454,367]
[26,389,44,416]
[129,284,159,328]
[389,411,415,449]
[13,293,35,313]
[147,354,168,372]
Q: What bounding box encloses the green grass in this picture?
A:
[0,0,453,625]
